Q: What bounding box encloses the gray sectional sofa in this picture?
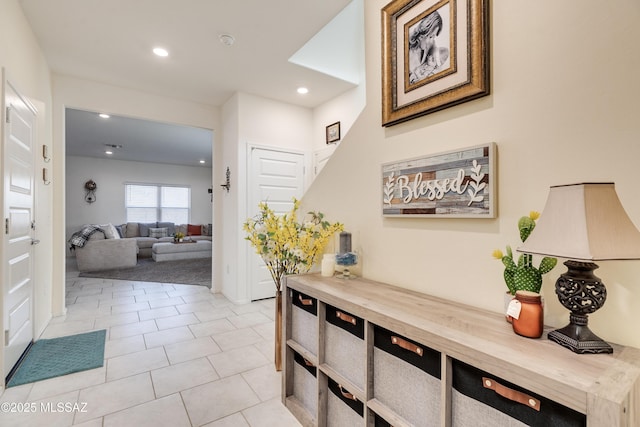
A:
[122,222,212,257]
[75,236,138,272]
[73,222,212,272]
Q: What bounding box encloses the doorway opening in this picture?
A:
[64,108,214,284]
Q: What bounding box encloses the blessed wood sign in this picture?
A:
[382,143,496,217]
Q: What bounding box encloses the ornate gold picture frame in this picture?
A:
[381,0,489,126]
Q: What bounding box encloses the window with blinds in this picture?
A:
[125,184,190,224]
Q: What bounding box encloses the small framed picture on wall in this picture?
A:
[326,121,341,144]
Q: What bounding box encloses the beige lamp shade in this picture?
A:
[517,183,640,261]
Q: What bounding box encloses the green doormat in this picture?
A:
[7,329,106,387]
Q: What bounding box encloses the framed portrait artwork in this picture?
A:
[381,0,489,126]
[326,121,341,144]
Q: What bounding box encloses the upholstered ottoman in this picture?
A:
[152,240,212,262]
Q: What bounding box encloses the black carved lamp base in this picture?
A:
[548,260,613,354]
[548,314,613,354]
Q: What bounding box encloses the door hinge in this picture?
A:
[31,220,36,230]
[5,218,9,235]
[5,106,10,124]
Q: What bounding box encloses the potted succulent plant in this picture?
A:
[174,231,185,242]
[493,212,557,320]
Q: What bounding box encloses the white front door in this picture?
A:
[248,147,305,301]
[3,77,36,377]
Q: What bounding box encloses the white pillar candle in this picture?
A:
[321,254,336,277]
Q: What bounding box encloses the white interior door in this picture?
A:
[248,147,304,301]
[3,78,36,376]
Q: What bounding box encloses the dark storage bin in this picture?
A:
[373,325,441,426]
[327,377,363,427]
[451,359,586,427]
[325,304,365,338]
[292,351,317,418]
[291,289,318,354]
[324,305,365,389]
[374,413,393,427]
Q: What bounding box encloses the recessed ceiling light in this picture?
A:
[199,160,206,164]
[219,34,235,46]
[153,47,169,57]
[105,150,113,155]
[99,113,110,119]
[297,87,309,94]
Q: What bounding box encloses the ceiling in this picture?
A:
[65,108,214,167]
[19,0,360,166]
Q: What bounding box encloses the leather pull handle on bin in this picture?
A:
[336,311,357,325]
[303,358,314,367]
[391,336,423,356]
[338,384,357,401]
[482,377,541,411]
[298,294,313,306]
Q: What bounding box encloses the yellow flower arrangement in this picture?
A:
[244,199,343,291]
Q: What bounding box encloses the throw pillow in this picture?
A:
[138,222,157,237]
[99,223,120,239]
[111,224,122,239]
[98,224,111,238]
[176,224,187,236]
[125,222,139,238]
[187,224,202,236]
[149,227,168,238]
[157,222,176,236]
[115,224,125,238]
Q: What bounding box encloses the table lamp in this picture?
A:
[517,183,640,354]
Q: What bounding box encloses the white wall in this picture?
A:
[310,84,367,178]
[0,0,53,391]
[311,0,366,154]
[220,76,367,303]
[224,92,315,303]
[313,85,366,152]
[301,0,640,349]
[66,156,212,248]
[221,94,240,302]
[237,92,314,151]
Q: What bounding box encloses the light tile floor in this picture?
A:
[0,264,302,427]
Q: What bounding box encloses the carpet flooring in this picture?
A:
[79,257,212,288]
[7,330,106,387]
